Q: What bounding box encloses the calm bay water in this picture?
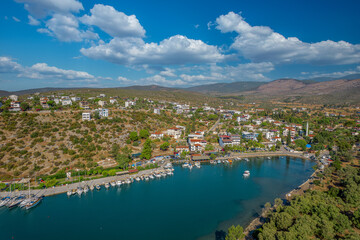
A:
[0,156,314,240]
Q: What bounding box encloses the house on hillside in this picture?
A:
[167,127,182,139]
[82,112,91,121]
[9,95,18,101]
[150,132,164,139]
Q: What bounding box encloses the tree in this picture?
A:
[129,131,139,142]
[226,225,244,240]
[294,139,307,151]
[257,133,263,143]
[205,144,215,151]
[139,129,150,139]
[286,134,291,145]
[141,139,152,159]
[160,142,170,151]
[20,102,30,111]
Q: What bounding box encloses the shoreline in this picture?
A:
[0,151,312,199]
[243,167,318,239]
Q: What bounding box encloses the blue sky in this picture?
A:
[1,0,360,91]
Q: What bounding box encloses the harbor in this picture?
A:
[0,156,315,240]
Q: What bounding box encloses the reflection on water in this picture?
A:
[0,157,314,240]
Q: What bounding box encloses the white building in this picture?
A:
[150,132,164,139]
[109,98,117,104]
[71,97,81,102]
[9,95,18,101]
[98,108,109,118]
[98,100,106,107]
[82,112,91,121]
[99,94,106,98]
[125,101,135,108]
[61,99,72,106]
[154,108,161,114]
[167,128,182,139]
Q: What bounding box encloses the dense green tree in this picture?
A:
[141,139,152,159]
[129,131,139,141]
[160,142,170,151]
[139,129,150,139]
[225,225,244,240]
[20,102,30,111]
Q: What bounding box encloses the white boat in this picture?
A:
[188,164,193,170]
[135,177,141,181]
[105,183,110,189]
[243,170,250,177]
[83,185,89,193]
[110,181,116,187]
[182,163,189,168]
[149,175,155,180]
[125,179,131,184]
[245,158,249,162]
[77,187,83,196]
[67,190,72,197]
[155,173,162,178]
[217,160,221,164]
[116,180,122,186]
[161,172,167,177]
[267,157,271,160]
[0,197,11,207]
[195,162,201,168]
[90,185,94,191]
[25,197,43,210]
[95,184,101,190]
[145,176,149,181]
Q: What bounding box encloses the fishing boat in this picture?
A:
[217,160,221,164]
[125,179,131,184]
[195,162,201,168]
[145,176,149,181]
[25,196,43,210]
[245,158,249,162]
[149,174,155,180]
[90,185,95,191]
[116,180,122,186]
[95,184,101,190]
[155,172,162,178]
[161,172,167,177]
[83,185,89,193]
[243,170,250,177]
[267,157,271,160]
[135,177,141,182]
[104,182,110,189]
[110,181,116,187]
[188,164,193,170]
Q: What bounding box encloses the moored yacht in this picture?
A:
[104,182,110,189]
[110,181,116,187]
[95,184,101,190]
[243,170,250,177]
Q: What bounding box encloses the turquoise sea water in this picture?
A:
[0,156,314,240]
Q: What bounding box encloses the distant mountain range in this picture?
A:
[1,73,359,104]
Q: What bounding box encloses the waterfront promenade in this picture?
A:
[0,168,163,198]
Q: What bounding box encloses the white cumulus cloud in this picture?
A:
[15,0,83,18]
[81,35,225,65]
[80,4,145,38]
[0,57,23,73]
[216,12,360,65]
[42,14,98,42]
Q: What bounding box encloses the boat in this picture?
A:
[77,187,83,196]
[0,197,11,207]
[83,185,89,193]
[228,159,233,164]
[195,162,201,168]
[267,157,271,160]
[71,189,77,195]
[161,172,167,177]
[188,164,193,170]
[95,184,101,190]
[217,160,221,164]
[149,174,155,180]
[67,190,72,197]
[104,183,110,189]
[135,177,141,181]
[155,173,161,178]
[90,185,95,191]
[110,181,116,187]
[182,163,189,168]
[245,158,249,162]
[243,170,250,177]
[8,196,25,209]
[116,180,122,186]
[25,196,43,210]
[145,176,149,181]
